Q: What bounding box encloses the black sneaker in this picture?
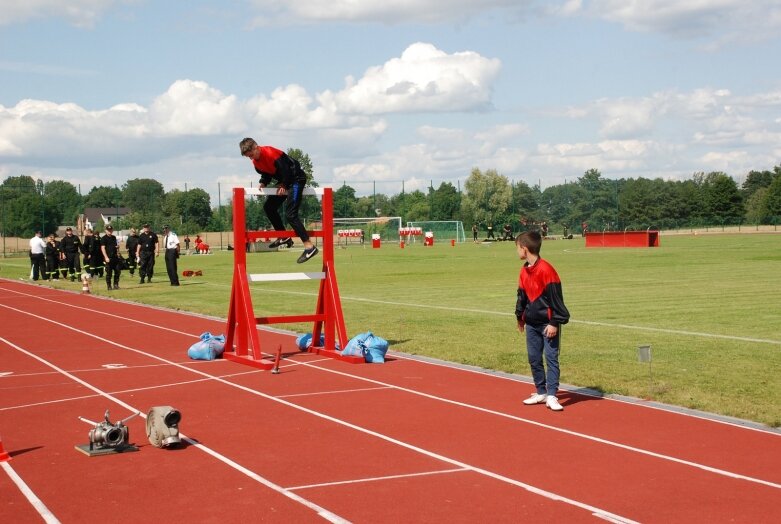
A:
[268,237,293,249]
[113,284,120,290]
[296,246,319,264]
[140,278,145,284]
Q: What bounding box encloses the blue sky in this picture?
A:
[1,0,780,204]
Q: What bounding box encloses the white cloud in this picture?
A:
[320,43,501,114]
[0,43,499,169]
[247,0,525,25]
[531,139,670,176]
[571,0,781,44]
[0,0,121,27]
[150,80,243,136]
[565,87,781,148]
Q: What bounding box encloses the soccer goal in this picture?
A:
[407,221,466,243]
[333,217,402,245]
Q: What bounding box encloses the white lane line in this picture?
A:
[0,369,263,412]
[0,360,228,379]
[0,305,638,524]
[388,353,781,436]
[1,461,61,523]
[287,467,469,491]
[3,286,779,478]
[296,358,781,490]
[0,336,349,524]
[276,386,393,399]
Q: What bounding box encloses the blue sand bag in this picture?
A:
[363,334,389,363]
[341,332,389,363]
[296,333,326,351]
[187,332,226,360]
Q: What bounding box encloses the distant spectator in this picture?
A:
[29,231,46,281]
[90,229,104,277]
[136,223,159,284]
[502,224,513,240]
[60,227,82,281]
[101,225,122,290]
[125,228,140,276]
[162,225,180,286]
[472,224,478,242]
[184,235,191,250]
[45,234,60,280]
[486,223,495,240]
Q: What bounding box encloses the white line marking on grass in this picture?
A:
[1,461,61,523]
[0,335,349,524]
[0,306,638,524]
[287,467,469,491]
[203,283,781,346]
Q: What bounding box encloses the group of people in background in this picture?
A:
[28,223,182,290]
[472,220,552,243]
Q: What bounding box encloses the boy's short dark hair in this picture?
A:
[239,137,257,155]
[516,231,542,255]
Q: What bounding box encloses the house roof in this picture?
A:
[83,207,131,224]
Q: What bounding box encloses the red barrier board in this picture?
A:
[585,230,660,247]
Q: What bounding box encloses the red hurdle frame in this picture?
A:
[223,186,362,368]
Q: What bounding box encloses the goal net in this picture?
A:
[406,221,466,243]
[333,217,402,245]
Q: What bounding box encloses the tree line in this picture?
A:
[329,165,781,234]
[2,153,780,238]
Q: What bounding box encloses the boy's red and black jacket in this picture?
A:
[252,146,306,189]
[515,258,570,327]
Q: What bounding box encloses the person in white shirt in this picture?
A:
[162,225,180,286]
[29,231,47,281]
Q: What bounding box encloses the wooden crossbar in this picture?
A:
[249,272,326,282]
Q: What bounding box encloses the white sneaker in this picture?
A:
[546,396,564,411]
[523,393,548,405]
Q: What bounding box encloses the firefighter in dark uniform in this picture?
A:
[100,225,121,290]
[56,235,68,279]
[81,228,94,275]
[136,223,159,284]
[45,234,61,280]
[60,226,82,281]
[90,229,104,277]
[125,228,140,276]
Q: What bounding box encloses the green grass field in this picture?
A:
[3,233,780,427]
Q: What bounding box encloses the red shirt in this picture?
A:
[251,146,285,176]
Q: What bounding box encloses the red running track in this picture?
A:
[1,278,780,523]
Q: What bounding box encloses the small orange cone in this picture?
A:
[0,435,10,462]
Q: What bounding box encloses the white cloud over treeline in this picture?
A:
[0,43,500,166]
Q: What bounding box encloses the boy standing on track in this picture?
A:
[515,231,570,411]
[239,137,319,264]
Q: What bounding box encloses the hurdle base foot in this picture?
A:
[307,346,365,364]
[223,352,275,370]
